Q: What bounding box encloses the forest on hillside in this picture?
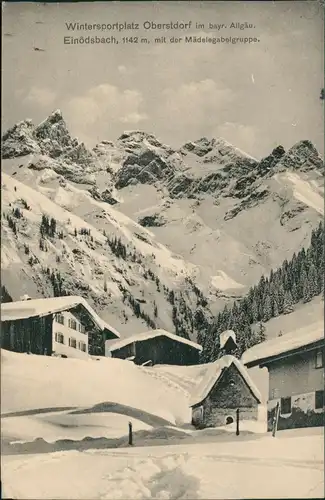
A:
[198,221,324,362]
[1,211,323,361]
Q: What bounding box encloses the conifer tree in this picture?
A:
[277,284,285,314]
[256,322,266,342]
[168,290,175,305]
[263,294,272,322]
[273,297,279,317]
[283,290,294,314]
[308,262,318,297]
[303,280,312,303]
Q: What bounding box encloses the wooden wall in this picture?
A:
[268,348,324,399]
[111,335,200,366]
[111,342,135,360]
[1,315,53,355]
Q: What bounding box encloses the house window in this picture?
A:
[56,313,64,325]
[69,337,77,348]
[315,390,324,410]
[78,341,87,352]
[68,319,77,331]
[79,324,86,334]
[55,332,64,344]
[315,349,324,369]
[192,405,204,426]
[281,397,292,415]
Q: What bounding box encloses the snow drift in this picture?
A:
[1,350,192,425]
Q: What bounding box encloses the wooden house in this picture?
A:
[1,295,120,358]
[109,329,202,366]
[190,354,262,429]
[242,323,324,430]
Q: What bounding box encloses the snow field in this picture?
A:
[211,271,245,290]
[278,172,324,215]
[2,429,323,499]
[1,347,324,499]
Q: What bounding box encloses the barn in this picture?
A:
[190,355,262,429]
[109,329,202,366]
[1,295,120,358]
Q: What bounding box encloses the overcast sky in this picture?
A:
[2,1,324,158]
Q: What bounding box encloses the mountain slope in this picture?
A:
[115,138,323,294]
[1,169,214,352]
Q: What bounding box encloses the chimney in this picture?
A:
[220,330,237,354]
[20,294,32,301]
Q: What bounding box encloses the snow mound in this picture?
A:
[1,350,191,425]
[2,413,152,444]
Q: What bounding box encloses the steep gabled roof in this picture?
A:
[189,355,262,407]
[241,321,324,368]
[220,330,236,349]
[1,296,120,339]
[109,328,202,352]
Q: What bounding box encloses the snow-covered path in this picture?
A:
[2,429,323,499]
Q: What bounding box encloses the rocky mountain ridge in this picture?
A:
[3,111,323,206]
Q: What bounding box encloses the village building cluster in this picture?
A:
[1,295,324,431]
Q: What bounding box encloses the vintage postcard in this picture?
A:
[1,1,324,499]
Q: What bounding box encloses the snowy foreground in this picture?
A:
[2,429,324,499]
[1,350,324,499]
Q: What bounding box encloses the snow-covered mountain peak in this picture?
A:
[181,137,215,157]
[2,119,40,159]
[287,140,321,160]
[34,112,74,154]
[118,130,162,144]
[38,108,64,125]
[2,111,99,180]
[275,139,324,174]
[117,131,175,156]
[217,136,258,161]
[180,136,256,163]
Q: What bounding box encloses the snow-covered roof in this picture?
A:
[109,329,202,352]
[220,330,237,349]
[241,321,324,368]
[189,355,262,407]
[1,296,120,339]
